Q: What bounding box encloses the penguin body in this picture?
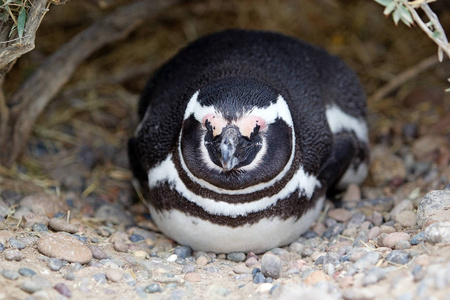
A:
[129,29,369,253]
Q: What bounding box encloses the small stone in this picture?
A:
[184,272,201,282]
[174,245,192,259]
[48,218,79,233]
[416,190,450,226]
[4,249,24,261]
[9,238,26,249]
[348,213,366,228]
[342,183,361,202]
[113,240,128,253]
[134,250,148,259]
[323,222,345,238]
[380,232,410,248]
[395,240,411,250]
[92,273,107,284]
[54,282,72,298]
[227,252,246,262]
[144,283,162,293]
[166,254,178,262]
[196,256,208,266]
[410,231,425,245]
[97,226,113,237]
[19,268,37,277]
[253,272,266,283]
[37,232,92,264]
[20,280,43,293]
[32,223,49,232]
[64,272,76,281]
[395,210,416,227]
[88,245,108,260]
[182,265,196,274]
[386,250,410,264]
[362,267,385,286]
[48,258,64,271]
[354,252,380,270]
[353,235,369,247]
[95,204,133,225]
[390,199,413,220]
[328,208,352,222]
[256,282,273,293]
[233,264,251,274]
[129,234,145,242]
[370,211,384,226]
[106,269,123,282]
[1,269,19,280]
[424,221,450,244]
[304,270,330,285]
[311,251,326,262]
[261,253,282,279]
[245,257,259,267]
[367,226,380,240]
[19,194,67,217]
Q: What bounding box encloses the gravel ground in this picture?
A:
[0,136,449,300]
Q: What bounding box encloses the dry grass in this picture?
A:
[1,0,449,198]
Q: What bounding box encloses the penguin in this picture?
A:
[128,29,369,254]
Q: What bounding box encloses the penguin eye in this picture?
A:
[236,116,266,138]
[202,114,227,137]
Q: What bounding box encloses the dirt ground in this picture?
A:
[0,0,449,299]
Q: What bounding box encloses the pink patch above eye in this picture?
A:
[236,116,267,137]
[202,114,227,136]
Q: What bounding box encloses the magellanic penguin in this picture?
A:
[128,29,369,254]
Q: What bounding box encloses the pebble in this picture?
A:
[20,280,43,293]
[390,199,413,220]
[37,232,92,264]
[353,252,380,270]
[32,223,49,232]
[9,238,26,249]
[0,243,4,252]
[233,264,251,274]
[1,269,19,280]
[367,226,380,240]
[227,252,246,262]
[395,240,411,250]
[370,211,384,226]
[328,208,352,222]
[261,253,282,279]
[19,194,67,217]
[395,210,417,227]
[4,249,25,261]
[410,231,425,245]
[196,256,208,266]
[182,265,196,274]
[48,258,64,271]
[92,273,107,284]
[347,213,366,228]
[106,269,123,282]
[416,190,450,226]
[129,234,145,242]
[386,250,410,265]
[342,183,361,202]
[253,272,266,284]
[54,282,72,298]
[362,267,386,286]
[48,217,79,233]
[304,270,330,285]
[380,232,410,248]
[424,221,450,244]
[174,245,192,259]
[144,283,163,293]
[113,240,128,253]
[89,245,108,260]
[19,268,37,277]
[95,204,133,225]
[245,257,259,267]
[184,272,201,282]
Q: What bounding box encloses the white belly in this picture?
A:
[149,196,324,254]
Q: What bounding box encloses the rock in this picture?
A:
[37,232,92,264]
[184,272,201,282]
[19,194,67,217]
[395,210,417,227]
[92,273,107,284]
[54,282,72,298]
[18,268,37,277]
[48,218,79,233]
[370,150,406,185]
[1,269,19,280]
[395,240,411,250]
[48,258,64,271]
[245,257,259,267]
[424,221,450,244]
[233,264,251,274]
[227,252,246,262]
[196,256,208,266]
[95,204,133,225]
[4,249,24,261]
[144,283,162,293]
[362,267,385,286]
[416,190,450,226]
[174,245,192,259]
[261,253,282,279]
[129,234,144,242]
[386,250,411,264]
[113,240,128,253]
[390,199,413,220]
[89,245,108,260]
[8,238,26,249]
[380,232,410,248]
[410,231,426,245]
[354,252,380,270]
[106,269,123,282]
[342,183,361,202]
[304,270,330,285]
[412,135,447,161]
[20,280,43,293]
[368,226,380,240]
[328,208,352,222]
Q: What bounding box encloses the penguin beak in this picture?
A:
[219,126,240,171]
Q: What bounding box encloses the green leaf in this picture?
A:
[374,0,392,6]
[398,4,413,26]
[432,30,441,39]
[383,1,396,16]
[17,6,26,38]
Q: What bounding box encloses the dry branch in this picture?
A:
[0,0,178,167]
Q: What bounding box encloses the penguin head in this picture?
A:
[179,78,295,190]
